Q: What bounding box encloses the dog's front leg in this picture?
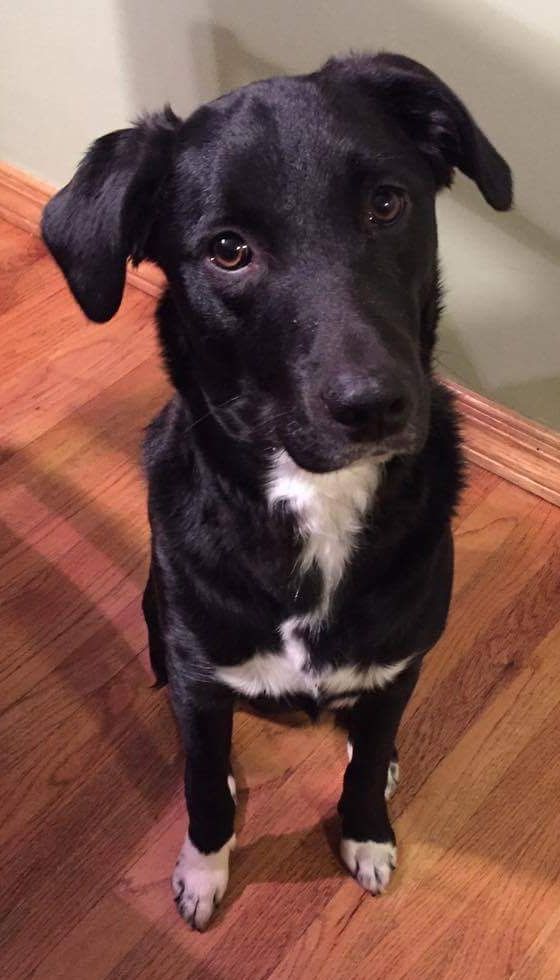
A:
[338,662,420,895]
[172,694,236,930]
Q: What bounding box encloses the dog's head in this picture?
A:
[43,53,512,473]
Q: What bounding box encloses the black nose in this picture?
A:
[321,373,411,440]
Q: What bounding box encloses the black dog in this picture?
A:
[42,52,512,930]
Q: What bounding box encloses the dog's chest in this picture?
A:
[215,616,410,704]
[267,450,381,622]
[216,452,409,703]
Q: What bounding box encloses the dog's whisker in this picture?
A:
[183,394,243,433]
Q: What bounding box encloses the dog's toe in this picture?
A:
[340,838,397,895]
[172,833,235,930]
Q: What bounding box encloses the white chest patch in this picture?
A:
[216,617,411,702]
[215,452,409,705]
[266,449,381,624]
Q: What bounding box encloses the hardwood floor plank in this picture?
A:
[509,908,560,980]
[29,893,155,980]
[0,225,60,315]
[0,362,169,708]
[0,681,181,977]
[389,701,560,980]
[0,287,159,456]
[413,491,559,714]
[453,462,499,526]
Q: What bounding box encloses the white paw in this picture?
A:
[340,838,397,894]
[345,741,400,800]
[172,833,235,930]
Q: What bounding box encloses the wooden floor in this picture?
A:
[1,218,560,980]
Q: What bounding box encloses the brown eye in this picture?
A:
[209,232,252,270]
[367,187,406,225]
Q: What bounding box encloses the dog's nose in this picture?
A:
[321,373,411,440]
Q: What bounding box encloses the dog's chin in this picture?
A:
[279,435,413,475]
[283,449,361,475]
[278,417,430,473]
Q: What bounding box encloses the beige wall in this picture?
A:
[2,0,559,427]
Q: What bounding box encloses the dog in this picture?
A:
[42,52,512,930]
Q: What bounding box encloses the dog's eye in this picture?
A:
[209,232,252,270]
[367,187,406,225]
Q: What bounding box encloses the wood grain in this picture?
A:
[0,219,559,980]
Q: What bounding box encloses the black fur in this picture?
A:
[42,52,512,927]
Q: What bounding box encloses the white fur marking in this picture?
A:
[227,774,237,803]
[267,450,381,623]
[340,838,397,894]
[328,695,359,709]
[216,619,311,698]
[217,648,411,702]
[385,759,400,800]
[217,451,404,702]
[172,832,236,930]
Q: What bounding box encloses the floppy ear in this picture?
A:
[41,107,181,322]
[324,52,513,211]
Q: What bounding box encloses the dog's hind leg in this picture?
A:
[142,567,168,687]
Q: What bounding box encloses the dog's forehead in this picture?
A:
[176,76,413,216]
[210,75,363,154]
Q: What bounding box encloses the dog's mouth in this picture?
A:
[278,426,425,474]
[266,367,431,474]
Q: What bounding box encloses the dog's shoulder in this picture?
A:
[143,396,199,520]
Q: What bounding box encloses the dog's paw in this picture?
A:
[172,833,236,930]
[340,838,397,895]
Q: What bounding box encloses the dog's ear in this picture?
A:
[41,107,181,322]
[323,53,513,211]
